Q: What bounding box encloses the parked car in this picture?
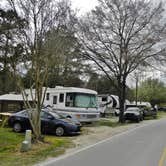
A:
[158,107,166,112]
[124,107,143,123]
[8,109,81,136]
[142,108,157,119]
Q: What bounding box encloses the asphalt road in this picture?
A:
[41,118,166,166]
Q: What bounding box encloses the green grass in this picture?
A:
[143,111,166,120]
[157,111,166,119]
[0,128,73,166]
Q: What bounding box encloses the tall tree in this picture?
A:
[78,0,166,122]
[138,78,166,107]
[0,9,26,94]
[7,0,77,142]
[44,25,85,88]
[23,26,85,88]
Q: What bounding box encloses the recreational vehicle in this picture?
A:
[26,86,100,122]
[98,94,130,116]
[98,94,120,115]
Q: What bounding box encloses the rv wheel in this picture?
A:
[67,115,72,119]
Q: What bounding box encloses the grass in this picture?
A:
[94,111,166,127]
[157,111,166,119]
[0,128,73,166]
[143,111,166,120]
[80,117,124,128]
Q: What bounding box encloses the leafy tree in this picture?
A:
[138,78,166,107]
[44,26,85,88]
[0,8,26,94]
[86,74,118,94]
[86,73,133,100]
[7,0,77,142]
[78,0,166,122]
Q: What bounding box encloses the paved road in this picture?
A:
[42,119,166,166]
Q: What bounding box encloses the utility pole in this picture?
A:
[135,75,138,106]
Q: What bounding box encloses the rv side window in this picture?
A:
[59,93,64,103]
[53,96,57,104]
[46,93,50,100]
[66,93,74,107]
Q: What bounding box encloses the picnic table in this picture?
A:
[0,112,12,127]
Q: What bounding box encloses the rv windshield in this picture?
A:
[66,93,97,108]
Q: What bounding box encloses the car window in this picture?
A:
[50,112,64,119]
[127,108,139,111]
[40,112,53,119]
[16,110,28,117]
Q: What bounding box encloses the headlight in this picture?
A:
[135,112,140,116]
[68,122,75,125]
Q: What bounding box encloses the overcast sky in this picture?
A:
[71,0,98,14]
[0,0,98,12]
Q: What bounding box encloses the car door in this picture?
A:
[19,110,31,130]
[41,112,55,134]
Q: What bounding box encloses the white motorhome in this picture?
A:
[26,86,100,122]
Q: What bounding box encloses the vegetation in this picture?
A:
[157,111,166,119]
[0,9,27,94]
[96,120,126,128]
[0,0,166,144]
[0,128,72,166]
[137,79,166,106]
[5,0,79,142]
[78,0,166,122]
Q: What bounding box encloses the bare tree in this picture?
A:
[78,0,166,122]
[7,0,76,142]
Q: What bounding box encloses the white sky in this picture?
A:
[71,0,98,14]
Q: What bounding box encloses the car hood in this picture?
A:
[124,110,140,115]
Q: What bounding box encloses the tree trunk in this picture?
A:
[118,77,126,123]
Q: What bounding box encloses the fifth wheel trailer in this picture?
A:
[98,94,130,115]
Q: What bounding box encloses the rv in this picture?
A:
[98,94,120,115]
[26,86,100,122]
[98,94,130,116]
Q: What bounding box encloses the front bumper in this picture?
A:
[124,113,139,121]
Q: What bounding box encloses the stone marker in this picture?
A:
[20,140,29,152]
[20,130,32,152]
[25,130,32,149]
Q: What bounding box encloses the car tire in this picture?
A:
[136,117,140,123]
[153,115,157,119]
[13,122,22,133]
[55,126,65,136]
[115,112,118,116]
